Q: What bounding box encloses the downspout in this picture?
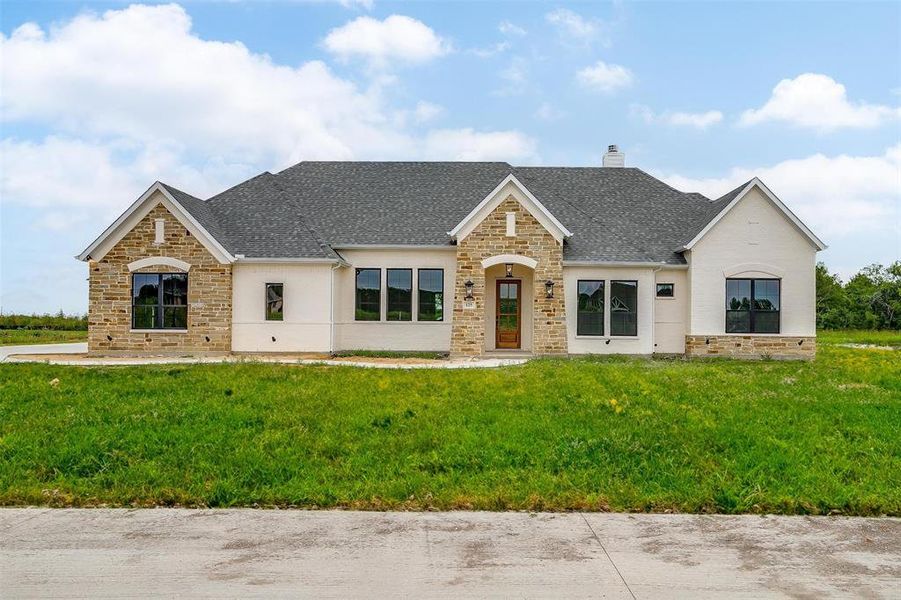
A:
[329,263,340,354]
[651,263,664,354]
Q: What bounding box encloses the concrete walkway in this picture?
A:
[0,342,86,362]
[3,352,527,369]
[1,509,898,598]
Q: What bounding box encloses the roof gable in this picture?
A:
[679,177,826,252]
[447,174,573,243]
[76,182,234,263]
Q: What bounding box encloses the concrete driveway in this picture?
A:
[1,509,898,598]
[0,342,86,362]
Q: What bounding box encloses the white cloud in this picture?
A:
[0,136,254,220]
[1,4,413,166]
[498,20,526,37]
[0,4,532,219]
[534,102,564,121]
[667,111,723,129]
[659,145,901,237]
[469,41,510,58]
[739,73,901,131]
[423,129,538,162]
[576,61,633,92]
[322,14,450,67]
[631,105,723,129]
[494,57,529,96]
[337,0,374,9]
[545,8,608,46]
[413,101,444,123]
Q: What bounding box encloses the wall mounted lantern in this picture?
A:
[464,279,474,300]
[505,263,514,278]
[545,279,555,298]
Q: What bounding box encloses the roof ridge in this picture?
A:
[206,171,273,203]
[509,168,609,234]
[267,177,340,260]
[158,181,203,202]
[629,167,714,202]
[715,178,755,203]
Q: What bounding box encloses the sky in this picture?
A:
[1,0,899,314]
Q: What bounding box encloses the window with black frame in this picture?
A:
[387,269,412,321]
[417,269,444,321]
[355,268,381,321]
[132,273,188,329]
[577,280,604,336]
[610,280,638,336]
[265,283,283,321]
[656,283,674,298]
[726,278,780,333]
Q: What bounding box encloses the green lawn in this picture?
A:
[2,343,898,514]
[817,329,901,348]
[0,329,87,346]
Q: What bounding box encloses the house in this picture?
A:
[77,146,826,359]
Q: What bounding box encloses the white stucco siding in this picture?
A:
[654,269,688,353]
[688,187,818,336]
[232,263,333,352]
[563,266,656,355]
[333,248,456,351]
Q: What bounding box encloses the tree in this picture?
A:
[815,262,848,329]
[820,262,901,330]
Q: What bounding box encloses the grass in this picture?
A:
[1,343,898,515]
[817,329,901,348]
[0,329,88,346]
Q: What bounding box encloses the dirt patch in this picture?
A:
[837,343,898,351]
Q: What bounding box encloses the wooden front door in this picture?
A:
[495,280,521,349]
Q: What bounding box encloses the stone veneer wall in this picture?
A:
[88,202,232,355]
[685,335,816,360]
[451,195,567,356]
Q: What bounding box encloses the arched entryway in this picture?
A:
[482,255,536,352]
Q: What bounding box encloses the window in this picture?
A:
[418,269,444,322]
[577,280,604,336]
[610,280,638,336]
[132,273,187,329]
[386,269,412,321]
[355,268,381,321]
[265,283,283,321]
[726,278,780,333]
[656,283,674,298]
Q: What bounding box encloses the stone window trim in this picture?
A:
[127,256,192,272]
[130,328,188,334]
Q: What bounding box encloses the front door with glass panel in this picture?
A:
[495,280,521,349]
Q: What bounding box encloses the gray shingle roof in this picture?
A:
[166,162,731,264]
[204,173,339,260]
[159,183,231,250]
